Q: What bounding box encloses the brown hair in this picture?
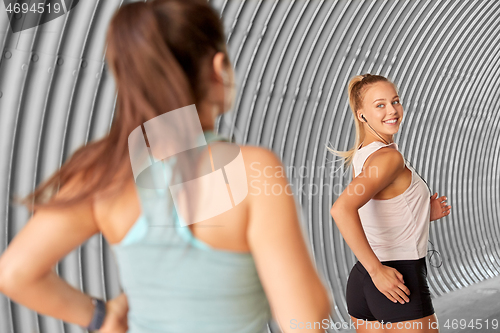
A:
[14,0,231,213]
[326,73,397,170]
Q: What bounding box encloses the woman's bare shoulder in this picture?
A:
[365,145,402,165]
[92,170,139,229]
[239,145,282,166]
[363,146,405,178]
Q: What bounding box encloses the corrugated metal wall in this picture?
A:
[0,0,498,332]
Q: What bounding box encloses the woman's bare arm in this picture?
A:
[330,148,410,303]
[242,146,332,332]
[0,175,100,327]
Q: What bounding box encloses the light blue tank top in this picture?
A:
[110,130,272,333]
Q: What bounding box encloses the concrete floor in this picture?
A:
[336,274,500,333]
[432,274,500,333]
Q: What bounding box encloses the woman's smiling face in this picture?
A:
[358,81,403,139]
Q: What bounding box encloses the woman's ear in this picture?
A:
[356,111,364,122]
[212,52,226,84]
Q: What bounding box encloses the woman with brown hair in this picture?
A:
[328,74,451,332]
[0,1,331,332]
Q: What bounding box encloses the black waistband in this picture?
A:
[356,257,426,271]
[380,256,426,265]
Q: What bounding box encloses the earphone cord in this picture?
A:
[363,117,443,269]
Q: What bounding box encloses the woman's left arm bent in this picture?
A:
[0,176,128,331]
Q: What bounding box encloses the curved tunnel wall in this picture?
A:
[0,0,499,332]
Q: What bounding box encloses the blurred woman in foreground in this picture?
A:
[0,0,331,332]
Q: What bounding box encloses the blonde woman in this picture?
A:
[328,74,451,332]
[0,1,331,332]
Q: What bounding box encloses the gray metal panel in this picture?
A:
[0,0,498,332]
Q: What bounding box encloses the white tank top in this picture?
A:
[352,141,431,261]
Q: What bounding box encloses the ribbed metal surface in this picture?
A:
[0,1,498,332]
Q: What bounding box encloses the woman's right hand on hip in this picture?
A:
[369,265,410,304]
[99,292,129,333]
